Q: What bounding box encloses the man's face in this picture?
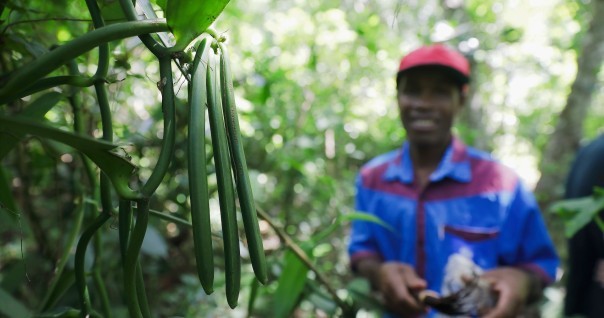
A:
[397,67,465,148]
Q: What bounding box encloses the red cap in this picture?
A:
[397,44,470,83]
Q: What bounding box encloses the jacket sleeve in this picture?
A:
[348,173,382,270]
[497,181,560,285]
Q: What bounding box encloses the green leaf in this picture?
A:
[155,0,167,11]
[550,195,604,237]
[40,269,76,312]
[247,276,261,317]
[346,278,384,312]
[273,243,314,318]
[0,115,141,199]
[312,211,395,244]
[137,0,173,46]
[34,306,80,318]
[343,212,396,233]
[99,0,127,23]
[0,287,31,318]
[594,186,604,198]
[0,92,62,160]
[306,289,338,315]
[166,0,230,51]
[595,214,604,233]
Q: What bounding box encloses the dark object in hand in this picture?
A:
[417,278,495,316]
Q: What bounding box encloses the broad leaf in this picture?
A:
[550,195,604,237]
[0,92,62,160]
[0,287,31,318]
[40,269,76,312]
[0,115,140,199]
[137,0,174,46]
[35,306,80,318]
[343,212,396,233]
[166,0,230,51]
[346,278,384,312]
[273,242,314,318]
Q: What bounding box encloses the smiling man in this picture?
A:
[348,44,559,317]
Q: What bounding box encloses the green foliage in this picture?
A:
[166,0,230,51]
[550,187,604,237]
[1,0,601,316]
[0,287,31,318]
[272,245,313,318]
[1,0,258,317]
[0,115,139,199]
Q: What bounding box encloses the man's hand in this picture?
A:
[480,267,534,318]
[376,262,428,317]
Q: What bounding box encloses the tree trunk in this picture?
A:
[534,0,604,206]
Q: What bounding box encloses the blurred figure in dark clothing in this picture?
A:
[564,134,604,318]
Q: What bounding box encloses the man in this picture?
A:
[564,134,604,318]
[348,44,559,317]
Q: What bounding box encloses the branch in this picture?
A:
[2,18,91,33]
[255,207,354,314]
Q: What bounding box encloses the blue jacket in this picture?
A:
[348,137,559,316]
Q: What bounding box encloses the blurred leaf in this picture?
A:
[247,276,261,317]
[34,307,80,318]
[312,243,332,258]
[595,187,604,198]
[137,0,174,46]
[550,195,604,237]
[0,92,62,160]
[4,34,49,58]
[0,115,140,199]
[346,278,384,312]
[344,212,396,233]
[501,26,523,43]
[0,287,31,318]
[595,215,604,233]
[40,269,76,312]
[154,0,167,11]
[307,290,338,315]
[99,0,127,23]
[273,242,314,318]
[166,0,230,51]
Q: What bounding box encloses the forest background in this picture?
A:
[1,0,603,317]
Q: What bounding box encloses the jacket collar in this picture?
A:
[383,136,472,184]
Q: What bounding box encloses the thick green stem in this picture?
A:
[74,212,111,317]
[67,60,98,191]
[149,209,192,227]
[96,81,114,213]
[85,0,109,78]
[135,262,152,317]
[92,269,112,318]
[95,83,112,142]
[118,0,168,57]
[141,56,176,196]
[119,200,132,260]
[92,231,112,318]
[123,199,150,318]
[0,75,95,104]
[0,19,168,100]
